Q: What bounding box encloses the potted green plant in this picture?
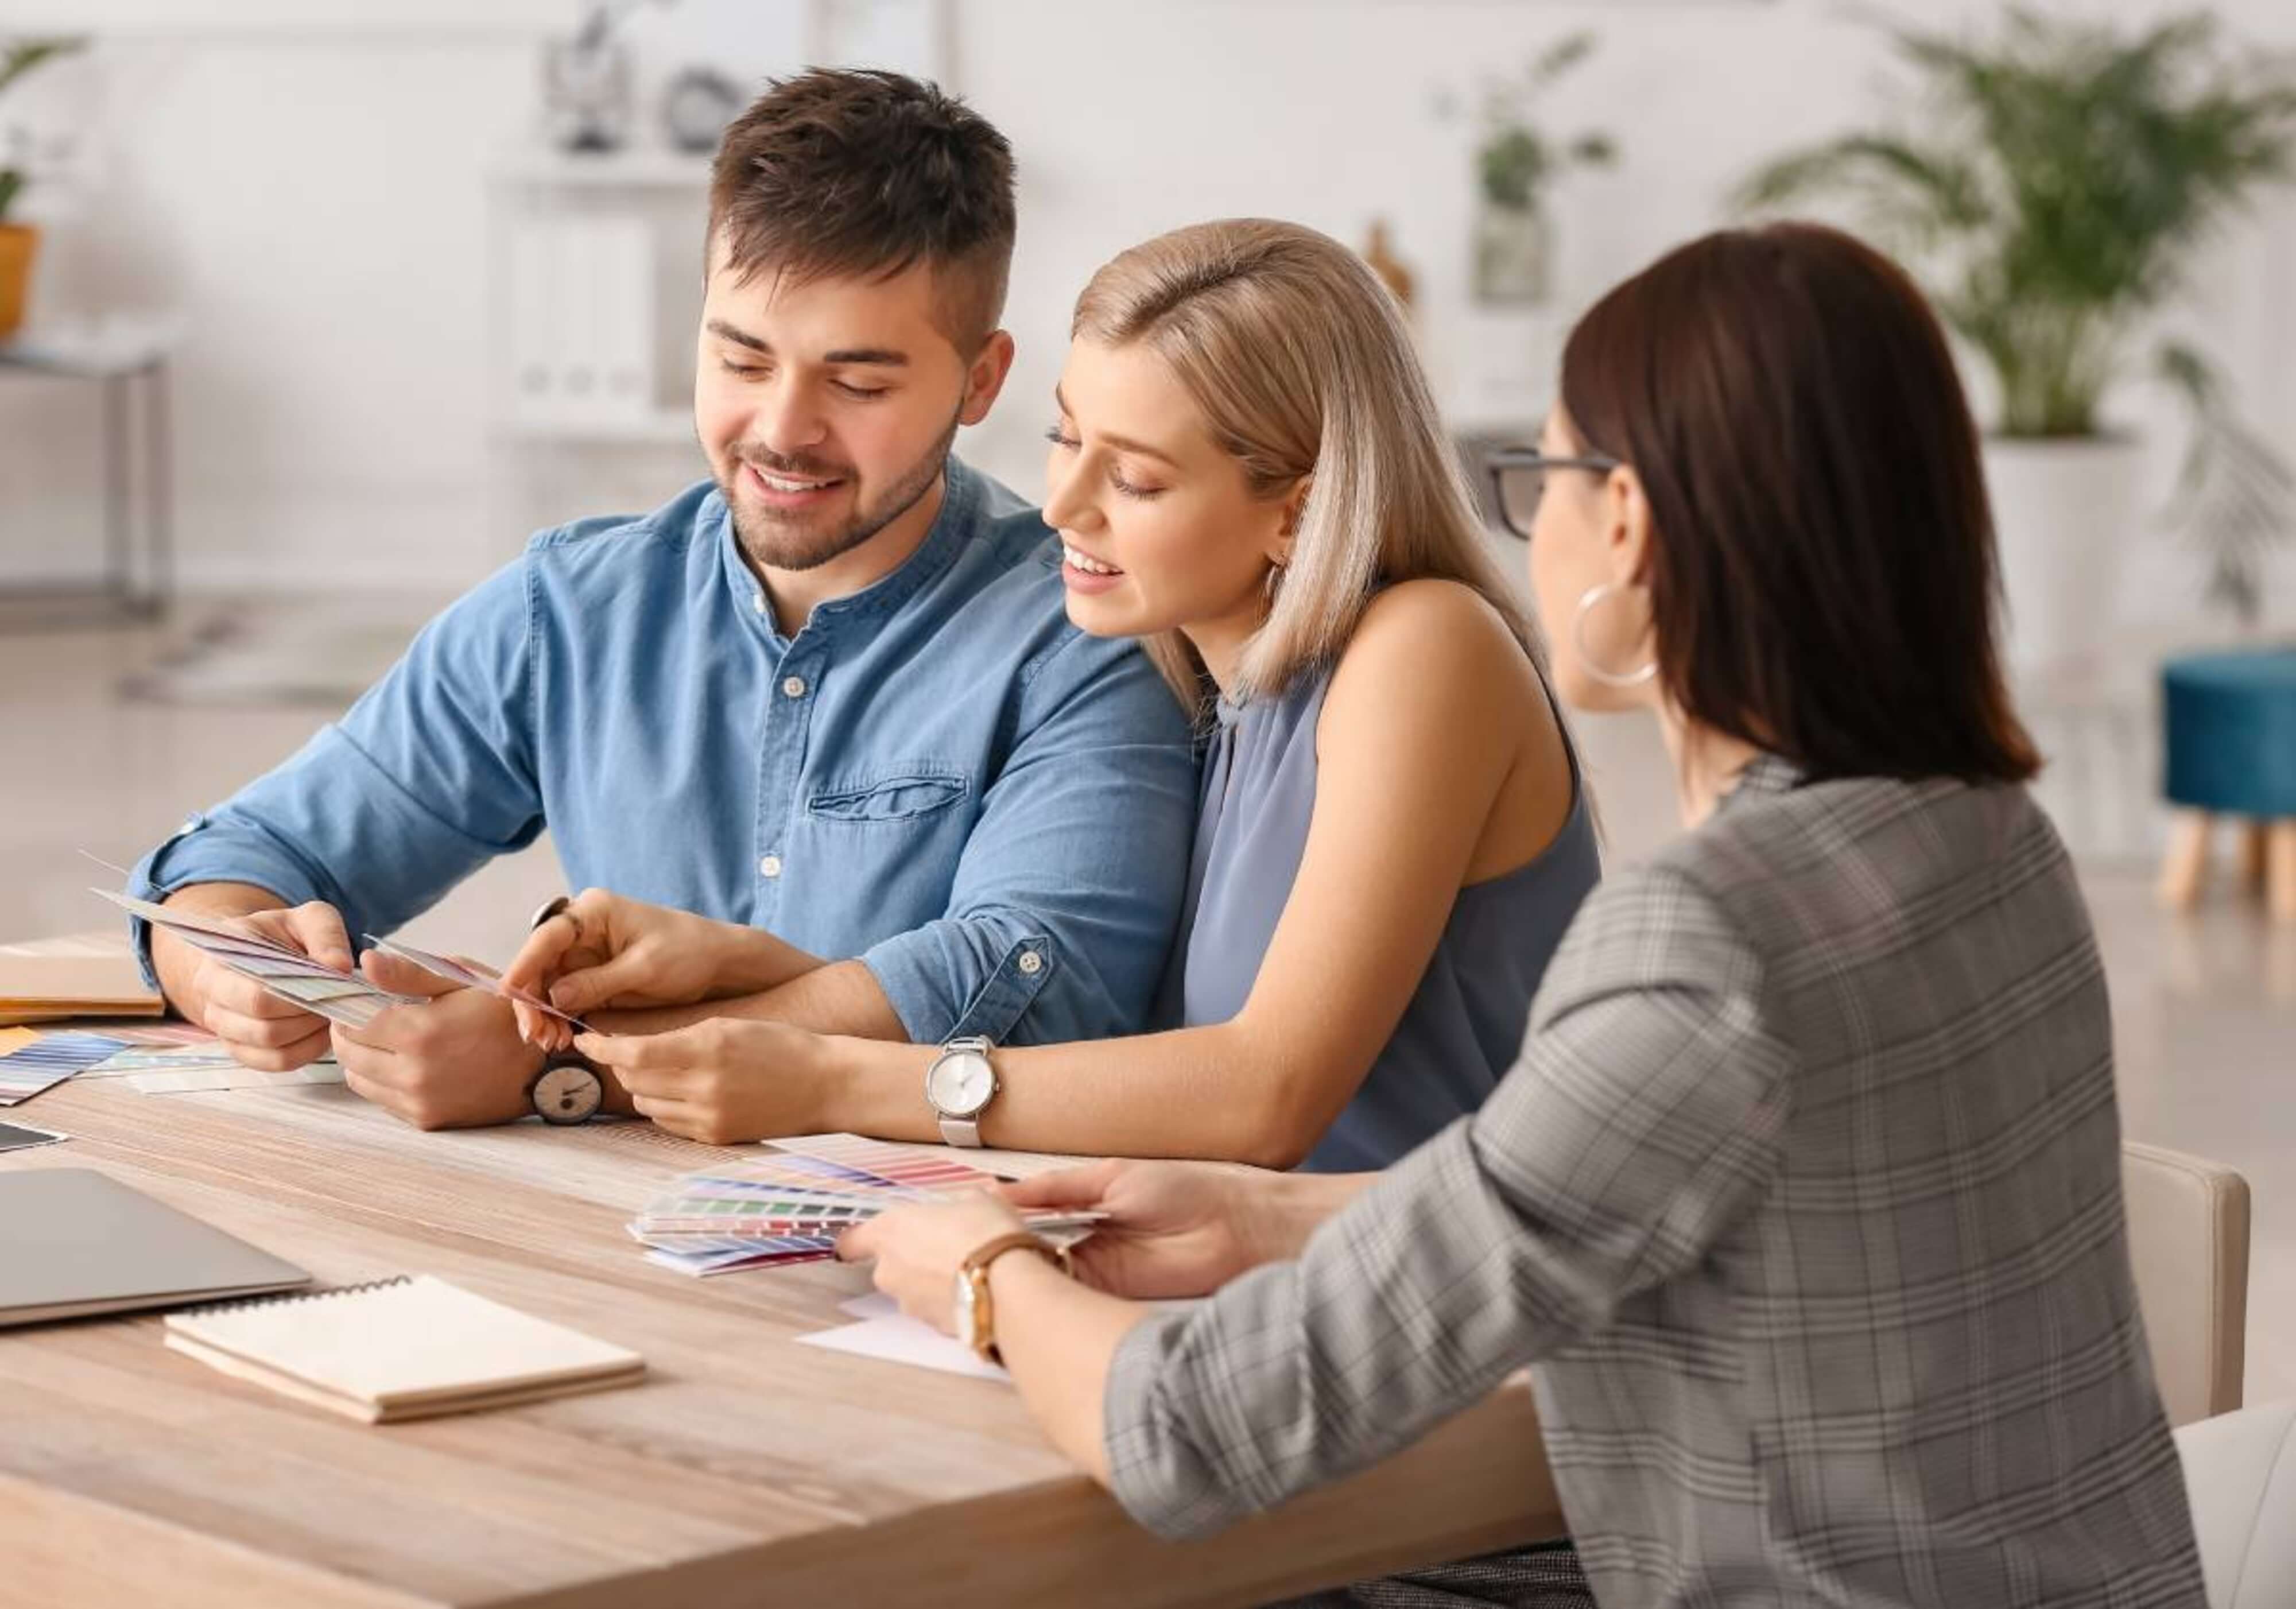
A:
[1738,7,2296,670]
[0,35,86,341]
[1441,33,1616,306]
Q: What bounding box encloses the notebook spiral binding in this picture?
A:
[179,1274,410,1320]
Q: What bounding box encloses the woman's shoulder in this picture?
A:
[1348,576,1525,661]
[1321,578,1541,731]
[1567,772,2065,993]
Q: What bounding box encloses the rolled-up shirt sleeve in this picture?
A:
[126,555,544,981]
[1100,864,1796,1538]
[860,630,1196,1046]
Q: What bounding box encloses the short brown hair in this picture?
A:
[1560,222,2039,786]
[708,68,1017,351]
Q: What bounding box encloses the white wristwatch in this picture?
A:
[923,1034,998,1147]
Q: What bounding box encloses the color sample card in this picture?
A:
[102,1024,219,1046]
[0,1030,130,1105]
[91,889,422,1030]
[361,936,591,1032]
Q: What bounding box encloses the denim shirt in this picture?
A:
[129,460,1201,1045]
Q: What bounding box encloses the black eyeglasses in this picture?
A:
[1484,445,1623,540]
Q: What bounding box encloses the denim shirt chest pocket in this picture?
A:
[805,764,973,825]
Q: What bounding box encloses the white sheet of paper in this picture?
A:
[792,1293,1011,1383]
[127,1063,348,1094]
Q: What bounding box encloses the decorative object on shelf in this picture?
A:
[661,65,744,156]
[1739,7,2296,674]
[1360,219,1415,313]
[543,0,666,156]
[1436,33,1615,308]
[2156,648,2296,924]
[0,34,86,342]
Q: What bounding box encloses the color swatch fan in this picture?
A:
[91,891,421,1030]
[630,1134,1101,1277]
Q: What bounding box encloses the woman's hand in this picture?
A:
[571,1020,832,1145]
[836,1192,1030,1335]
[998,1157,1328,1300]
[502,891,770,1050]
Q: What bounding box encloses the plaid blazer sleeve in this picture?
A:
[1102,863,1798,1539]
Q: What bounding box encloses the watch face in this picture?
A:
[927,1050,995,1117]
[533,1060,603,1125]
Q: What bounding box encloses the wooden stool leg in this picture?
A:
[2237,819,2269,892]
[2269,821,2296,925]
[2159,810,2213,910]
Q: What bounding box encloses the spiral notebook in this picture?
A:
[162,1275,646,1423]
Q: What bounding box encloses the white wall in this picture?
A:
[3,0,2293,623]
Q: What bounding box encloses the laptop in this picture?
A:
[0,1169,311,1327]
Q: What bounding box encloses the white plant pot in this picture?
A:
[1983,436,2145,676]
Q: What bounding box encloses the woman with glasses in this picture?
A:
[502,218,1600,1173]
[841,223,2205,1609]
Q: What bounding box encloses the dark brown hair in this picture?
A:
[708,68,1017,351]
[1560,222,2039,785]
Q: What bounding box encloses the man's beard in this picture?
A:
[721,410,962,574]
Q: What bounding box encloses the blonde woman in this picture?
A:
[503,219,1599,1171]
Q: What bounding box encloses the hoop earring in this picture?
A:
[1572,581,1657,689]
[1263,561,1287,604]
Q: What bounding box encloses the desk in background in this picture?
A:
[0,318,177,627]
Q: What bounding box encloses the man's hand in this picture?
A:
[330,951,545,1130]
[149,897,352,1072]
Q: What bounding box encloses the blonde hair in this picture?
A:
[1071,218,1553,712]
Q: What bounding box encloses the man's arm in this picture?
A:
[127,553,544,982]
[594,631,1193,1047]
[128,556,544,1079]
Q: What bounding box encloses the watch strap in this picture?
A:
[937,1115,982,1148]
[959,1231,1067,1363]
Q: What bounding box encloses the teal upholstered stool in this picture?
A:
[2158,648,2296,922]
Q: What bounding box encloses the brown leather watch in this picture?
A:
[952,1231,1068,1364]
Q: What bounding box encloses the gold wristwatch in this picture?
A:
[952,1231,1067,1364]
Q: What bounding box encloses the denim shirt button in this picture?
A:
[759,854,783,879]
[1017,948,1043,976]
[782,674,808,699]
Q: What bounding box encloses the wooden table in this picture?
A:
[0,1069,1561,1608]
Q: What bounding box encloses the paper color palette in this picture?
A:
[91,890,422,1030]
[0,1031,131,1105]
[629,1134,1102,1278]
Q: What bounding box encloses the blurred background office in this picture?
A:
[1,0,2290,1396]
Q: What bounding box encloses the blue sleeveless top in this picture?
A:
[1157,666,1601,1172]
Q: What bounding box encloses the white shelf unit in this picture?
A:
[484,146,713,542]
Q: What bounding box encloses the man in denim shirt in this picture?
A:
[129,71,1198,1130]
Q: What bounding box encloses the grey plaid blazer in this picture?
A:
[1106,758,2205,1608]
